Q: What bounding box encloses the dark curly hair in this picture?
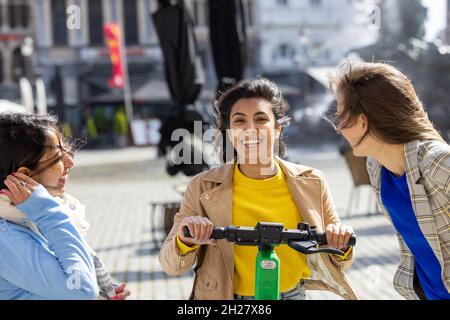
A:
[0,112,78,189]
[214,78,290,163]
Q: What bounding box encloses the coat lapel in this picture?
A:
[278,160,326,232]
[403,141,443,262]
[199,164,235,280]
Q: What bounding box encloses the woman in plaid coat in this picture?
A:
[326,62,450,300]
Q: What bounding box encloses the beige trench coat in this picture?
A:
[159,159,358,300]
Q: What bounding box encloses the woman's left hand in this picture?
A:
[325,223,354,251]
[111,283,131,300]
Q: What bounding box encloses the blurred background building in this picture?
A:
[0,0,378,148]
[0,0,448,148]
[0,0,34,100]
[27,0,256,147]
[32,0,164,144]
[257,0,378,73]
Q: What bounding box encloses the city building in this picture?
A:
[32,0,163,136]
[30,0,257,140]
[3,0,379,145]
[0,0,34,100]
[254,0,379,73]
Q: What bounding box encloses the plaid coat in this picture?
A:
[367,140,450,300]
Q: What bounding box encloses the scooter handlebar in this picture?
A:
[182,226,356,247]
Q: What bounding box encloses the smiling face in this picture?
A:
[20,130,75,196]
[228,98,281,165]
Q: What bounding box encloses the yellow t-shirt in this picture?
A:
[232,162,312,296]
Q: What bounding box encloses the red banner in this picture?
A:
[104,23,125,89]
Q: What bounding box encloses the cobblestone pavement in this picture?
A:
[67,146,404,300]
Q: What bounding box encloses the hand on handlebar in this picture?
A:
[325,223,354,252]
[177,215,217,247]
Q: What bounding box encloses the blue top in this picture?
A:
[381,167,450,300]
[0,185,99,300]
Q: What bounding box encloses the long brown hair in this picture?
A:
[0,113,77,189]
[328,62,444,146]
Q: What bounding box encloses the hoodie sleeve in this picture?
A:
[0,185,98,300]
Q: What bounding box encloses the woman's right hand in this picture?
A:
[177,216,216,246]
[1,172,39,205]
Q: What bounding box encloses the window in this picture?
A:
[276,0,288,6]
[276,43,295,60]
[7,2,29,29]
[8,4,17,28]
[88,0,104,46]
[310,0,322,7]
[311,42,323,59]
[51,0,68,46]
[20,4,28,28]
[123,0,139,46]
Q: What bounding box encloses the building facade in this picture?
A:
[0,0,34,99]
[255,0,379,73]
[32,0,160,121]
[28,0,259,134]
[4,0,379,143]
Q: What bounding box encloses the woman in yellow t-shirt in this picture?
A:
[159,78,357,300]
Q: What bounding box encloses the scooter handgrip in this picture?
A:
[347,235,356,246]
[316,233,356,246]
[182,226,225,239]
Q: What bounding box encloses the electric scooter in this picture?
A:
[184,222,356,300]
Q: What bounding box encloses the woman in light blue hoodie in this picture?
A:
[0,113,128,300]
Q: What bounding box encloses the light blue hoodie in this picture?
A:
[0,185,99,300]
